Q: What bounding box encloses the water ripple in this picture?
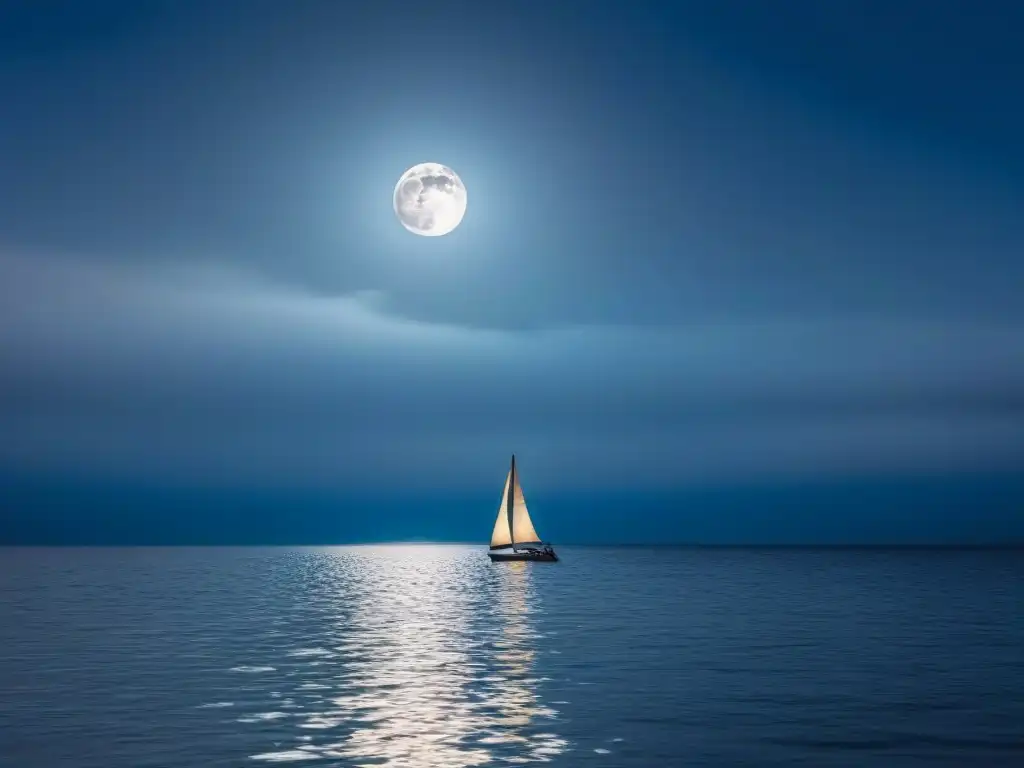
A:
[234,546,567,766]
[4,545,1023,767]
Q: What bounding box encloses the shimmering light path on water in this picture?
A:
[1,546,1022,766]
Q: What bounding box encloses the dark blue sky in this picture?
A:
[1,1,1022,543]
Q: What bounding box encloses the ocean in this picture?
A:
[1,546,1021,766]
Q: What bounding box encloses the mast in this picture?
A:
[507,454,517,549]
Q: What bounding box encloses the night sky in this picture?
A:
[1,1,1022,544]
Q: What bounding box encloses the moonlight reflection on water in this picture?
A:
[240,546,565,766]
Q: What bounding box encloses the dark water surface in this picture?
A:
[1,546,1022,766]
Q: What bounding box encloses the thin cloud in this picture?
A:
[1,250,1022,486]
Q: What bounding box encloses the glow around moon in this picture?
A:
[393,163,467,237]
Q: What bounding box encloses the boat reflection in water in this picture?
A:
[248,546,565,766]
[479,561,563,758]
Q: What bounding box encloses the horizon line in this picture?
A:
[2,542,1022,549]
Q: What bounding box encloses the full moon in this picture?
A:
[393,163,467,237]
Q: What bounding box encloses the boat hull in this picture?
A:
[488,548,558,562]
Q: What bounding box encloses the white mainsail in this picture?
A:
[511,475,542,545]
[489,455,543,549]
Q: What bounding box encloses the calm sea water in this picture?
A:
[1,546,1022,767]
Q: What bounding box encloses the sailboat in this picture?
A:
[488,455,558,562]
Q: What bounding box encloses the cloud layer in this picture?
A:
[2,250,1021,488]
